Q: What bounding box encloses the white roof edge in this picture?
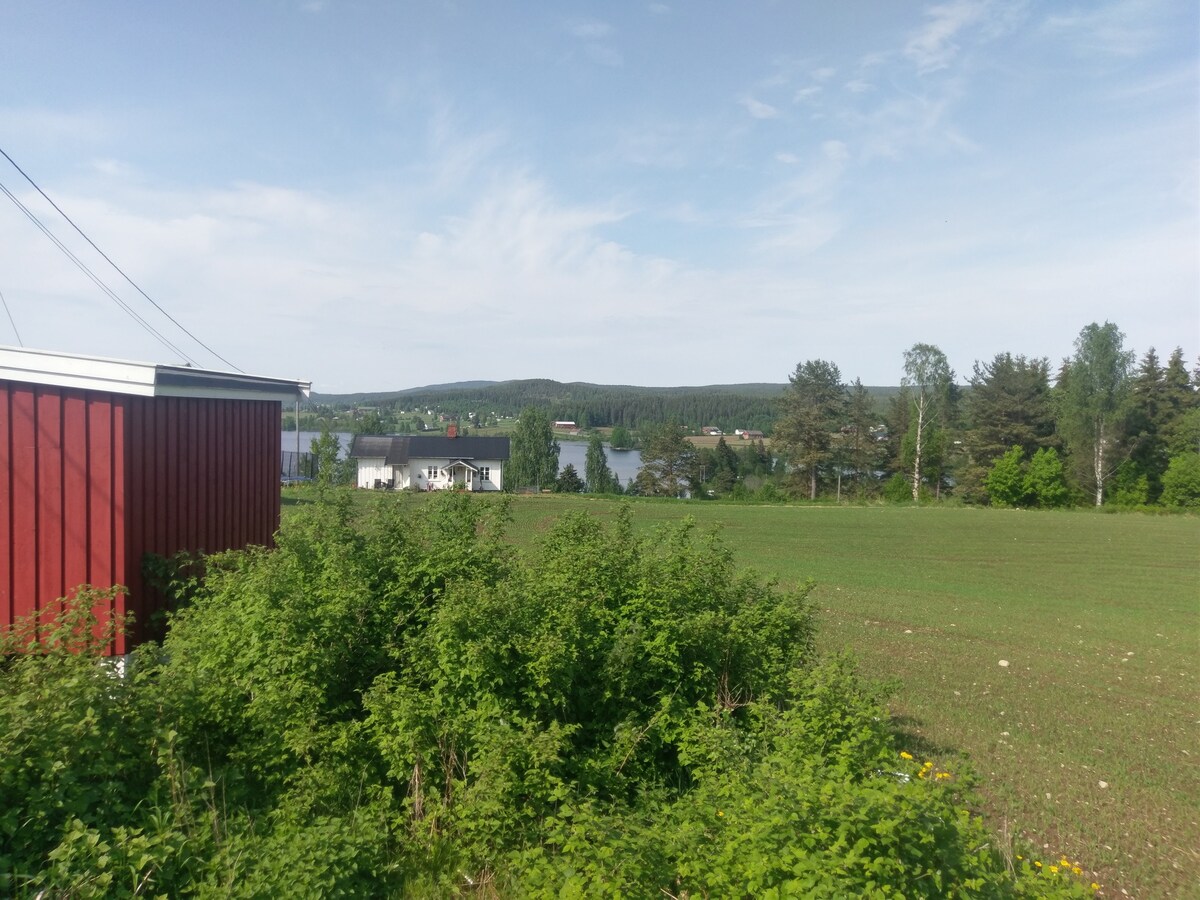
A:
[0,345,311,401]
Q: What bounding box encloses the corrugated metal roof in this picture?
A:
[349,434,510,462]
[0,345,310,402]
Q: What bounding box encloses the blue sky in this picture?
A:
[1,1,1196,391]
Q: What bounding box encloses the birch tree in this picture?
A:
[901,344,953,502]
[508,406,560,491]
[1059,322,1134,506]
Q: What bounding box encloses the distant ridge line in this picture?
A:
[310,379,899,405]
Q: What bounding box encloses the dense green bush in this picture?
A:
[1,494,1091,897]
[1160,452,1200,508]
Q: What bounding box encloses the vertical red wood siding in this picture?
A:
[123,395,281,645]
[0,382,124,645]
[1,380,283,652]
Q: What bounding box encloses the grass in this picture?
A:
[284,489,1200,897]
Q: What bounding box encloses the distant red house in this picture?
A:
[0,346,310,652]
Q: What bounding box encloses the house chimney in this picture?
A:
[447,423,457,439]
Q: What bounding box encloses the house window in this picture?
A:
[479,466,490,481]
[428,466,439,480]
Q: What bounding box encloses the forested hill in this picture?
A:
[310,379,899,432]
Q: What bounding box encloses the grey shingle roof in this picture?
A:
[349,434,510,463]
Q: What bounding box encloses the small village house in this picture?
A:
[349,427,509,491]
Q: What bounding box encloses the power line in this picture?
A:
[0,178,197,364]
[0,145,241,372]
[0,286,23,346]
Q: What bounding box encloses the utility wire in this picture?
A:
[0,286,23,346]
[0,179,196,364]
[0,145,241,372]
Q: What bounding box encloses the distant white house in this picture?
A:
[349,432,510,491]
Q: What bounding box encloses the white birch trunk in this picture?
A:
[912,398,925,502]
[1094,419,1105,506]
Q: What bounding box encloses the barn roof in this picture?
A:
[0,345,310,403]
[349,434,510,463]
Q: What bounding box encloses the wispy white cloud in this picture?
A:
[1041,0,1163,57]
[793,86,822,102]
[564,17,622,66]
[904,0,988,73]
[567,19,613,39]
[740,96,780,119]
[843,79,874,94]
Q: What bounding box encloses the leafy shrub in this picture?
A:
[0,494,1092,897]
[985,446,1027,507]
[1160,452,1200,508]
[1024,448,1071,508]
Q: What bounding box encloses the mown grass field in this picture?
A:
[284,489,1200,897]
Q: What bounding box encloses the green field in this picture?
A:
[283,490,1200,897]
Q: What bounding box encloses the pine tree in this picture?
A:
[964,354,1057,466]
[774,360,846,499]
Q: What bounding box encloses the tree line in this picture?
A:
[304,379,788,434]
[505,321,1198,508]
[772,323,1198,508]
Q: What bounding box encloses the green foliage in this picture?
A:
[883,472,914,502]
[554,462,584,493]
[352,408,388,435]
[985,446,1027,507]
[902,343,954,502]
[584,433,616,493]
[635,422,697,497]
[508,406,560,491]
[966,354,1058,467]
[1108,460,1150,508]
[1160,452,1200,508]
[1059,322,1135,505]
[775,359,846,499]
[310,425,343,489]
[608,424,633,450]
[1,497,1096,896]
[1024,448,1071,508]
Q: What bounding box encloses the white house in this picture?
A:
[349,433,510,491]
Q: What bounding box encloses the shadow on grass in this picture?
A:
[889,713,960,759]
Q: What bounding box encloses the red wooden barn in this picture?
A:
[0,346,310,652]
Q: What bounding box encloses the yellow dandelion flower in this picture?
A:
[717,810,724,817]
[1091,883,1100,891]
[1050,865,1059,874]
[1073,867,1082,876]
[922,761,933,768]
[900,751,913,760]
[935,772,951,780]
[1061,858,1070,867]
[1034,861,1042,868]
[1016,855,1023,860]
